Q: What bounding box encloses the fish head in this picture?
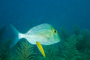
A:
[44,26,60,45]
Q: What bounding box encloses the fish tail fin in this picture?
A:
[10,25,24,48]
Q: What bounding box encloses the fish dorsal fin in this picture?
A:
[36,41,45,58]
[27,23,53,34]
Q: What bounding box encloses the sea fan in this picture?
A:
[10,40,34,60]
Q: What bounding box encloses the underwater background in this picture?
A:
[0,0,90,60]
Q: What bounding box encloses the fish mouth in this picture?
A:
[56,38,61,42]
[53,40,60,44]
[57,40,60,42]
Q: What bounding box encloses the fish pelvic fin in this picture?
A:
[36,41,45,58]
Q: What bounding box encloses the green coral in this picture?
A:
[10,40,34,60]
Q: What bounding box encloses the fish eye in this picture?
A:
[54,30,56,33]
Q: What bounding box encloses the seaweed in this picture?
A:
[59,28,69,42]
[0,25,90,60]
[60,35,82,60]
[77,29,90,60]
[0,40,11,60]
[44,45,59,60]
[34,45,59,60]
[76,29,90,52]
[10,40,34,60]
[82,49,90,60]
[73,25,81,36]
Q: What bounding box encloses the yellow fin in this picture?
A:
[36,41,45,58]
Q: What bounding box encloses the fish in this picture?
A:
[10,23,61,58]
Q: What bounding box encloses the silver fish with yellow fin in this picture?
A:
[10,23,61,58]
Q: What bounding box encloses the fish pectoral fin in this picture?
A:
[36,41,45,58]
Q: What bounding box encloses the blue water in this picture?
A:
[0,0,90,33]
